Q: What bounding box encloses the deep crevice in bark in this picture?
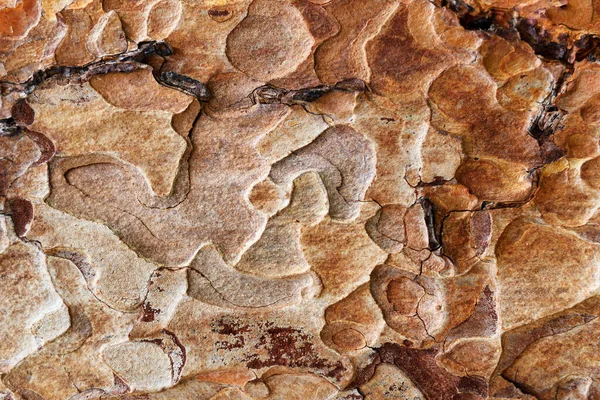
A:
[0,41,210,101]
[251,78,368,106]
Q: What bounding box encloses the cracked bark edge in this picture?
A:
[528,71,569,164]
[433,0,600,64]
[431,0,592,164]
[251,78,367,106]
[138,329,187,385]
[157,71,210,102]
[419,197,442,251]
[0,117,19,136]
[0,41,211,102]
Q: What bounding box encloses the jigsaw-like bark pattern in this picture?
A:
[2,0,600,398]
